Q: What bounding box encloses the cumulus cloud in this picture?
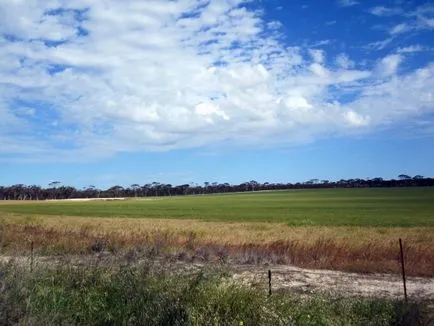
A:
[344,111,370,127]
[351,63,434,125]
[0,0,433,161]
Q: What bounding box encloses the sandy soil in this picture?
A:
[231,264,434,301]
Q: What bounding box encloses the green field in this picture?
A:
[1,188,433,227]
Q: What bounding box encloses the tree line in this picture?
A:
[0,174,432,201]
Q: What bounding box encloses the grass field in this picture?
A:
[1,188,433,276]
[1,187,434,227]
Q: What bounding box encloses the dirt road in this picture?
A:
[1,255,433,301]
[231,264,434,301]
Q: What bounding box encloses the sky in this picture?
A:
[0,0,434,188]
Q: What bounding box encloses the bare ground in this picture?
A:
[1,255,433,302]
[231,264,434,301]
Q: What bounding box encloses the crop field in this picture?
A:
[1,188,433,277]
[1,187,434,226]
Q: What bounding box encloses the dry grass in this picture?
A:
[1,213,433,277]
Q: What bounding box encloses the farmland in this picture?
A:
[0,187,433,276]
[1,187,433,226]
[1,187,433,324]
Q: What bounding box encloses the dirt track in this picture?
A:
[1,255,433,301]
[231,265,434,301]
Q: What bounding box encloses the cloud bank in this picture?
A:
[0,0,433,161]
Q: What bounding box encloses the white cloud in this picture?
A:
[0,101,23,131]
[267,21,282,30]
[351,64,434,125]
[311,40,331,47]
[366,37,394,50]
[370,6,402,16]
[389,23,411,35]
[309,49,325,63]
[0,0,433,161]
[372,4,434,37]
[377,54,403,76]
[0,0,80,41]
[424,18,434,27]
[310,63,329,77]
[195,102,229,123]
[397,45,424,53]
[344,111,370,127]
[335,53,354,69]
[337,0,359,8]
[284,96,312,110]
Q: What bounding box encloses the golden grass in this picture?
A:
[1,213,433,277]
[3,213,433,245]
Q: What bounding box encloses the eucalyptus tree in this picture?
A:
[131,184,140,197]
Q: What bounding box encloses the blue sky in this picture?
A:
[1,0,433,188]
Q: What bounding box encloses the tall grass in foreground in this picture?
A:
[0,261,427,326]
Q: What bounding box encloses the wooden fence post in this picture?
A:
[268,270,272,296]
[30,240,34,273]
[0,224,3,253]
[399,238,407,302]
